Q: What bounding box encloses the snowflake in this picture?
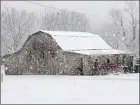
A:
[122,37,125,41]
[113,34,116,37]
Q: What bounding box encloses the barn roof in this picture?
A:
[40,30,128,55]
[40,30,112,50]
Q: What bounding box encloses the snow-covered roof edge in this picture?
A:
[69,49,132,55]
[40,30,99,37]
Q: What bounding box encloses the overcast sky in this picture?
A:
[1,1,128,18]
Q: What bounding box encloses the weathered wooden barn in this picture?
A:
[2,30,133,75]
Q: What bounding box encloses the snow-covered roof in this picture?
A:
[40,30,112,50]
[40,30,128,55]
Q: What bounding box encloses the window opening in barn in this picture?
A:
[94,59,99,75]
[40,51,45,59]
[28,51,32,60]
[116,56,119,66]
[75,58,83,75]
[129,56,133,69]
[80,58,84,75]
[107,58,110,64]
[51,51,55,58]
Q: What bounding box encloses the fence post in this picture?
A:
[1,73,3,82]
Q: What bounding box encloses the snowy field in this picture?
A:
[1,73,139,104]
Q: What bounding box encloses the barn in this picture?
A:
[2,30,133,75]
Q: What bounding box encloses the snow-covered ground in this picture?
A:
[1,73,139,104]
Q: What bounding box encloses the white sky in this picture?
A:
[1,1,127,18]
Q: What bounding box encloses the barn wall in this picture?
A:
[61,52,84,75]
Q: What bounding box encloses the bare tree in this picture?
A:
[109,8,127,49]
[124,1,139,41]
[40,9,90,32]
[1,7,36,55]
[108,1,139,55]
[110,8,126,37]
[124,1,139,54]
